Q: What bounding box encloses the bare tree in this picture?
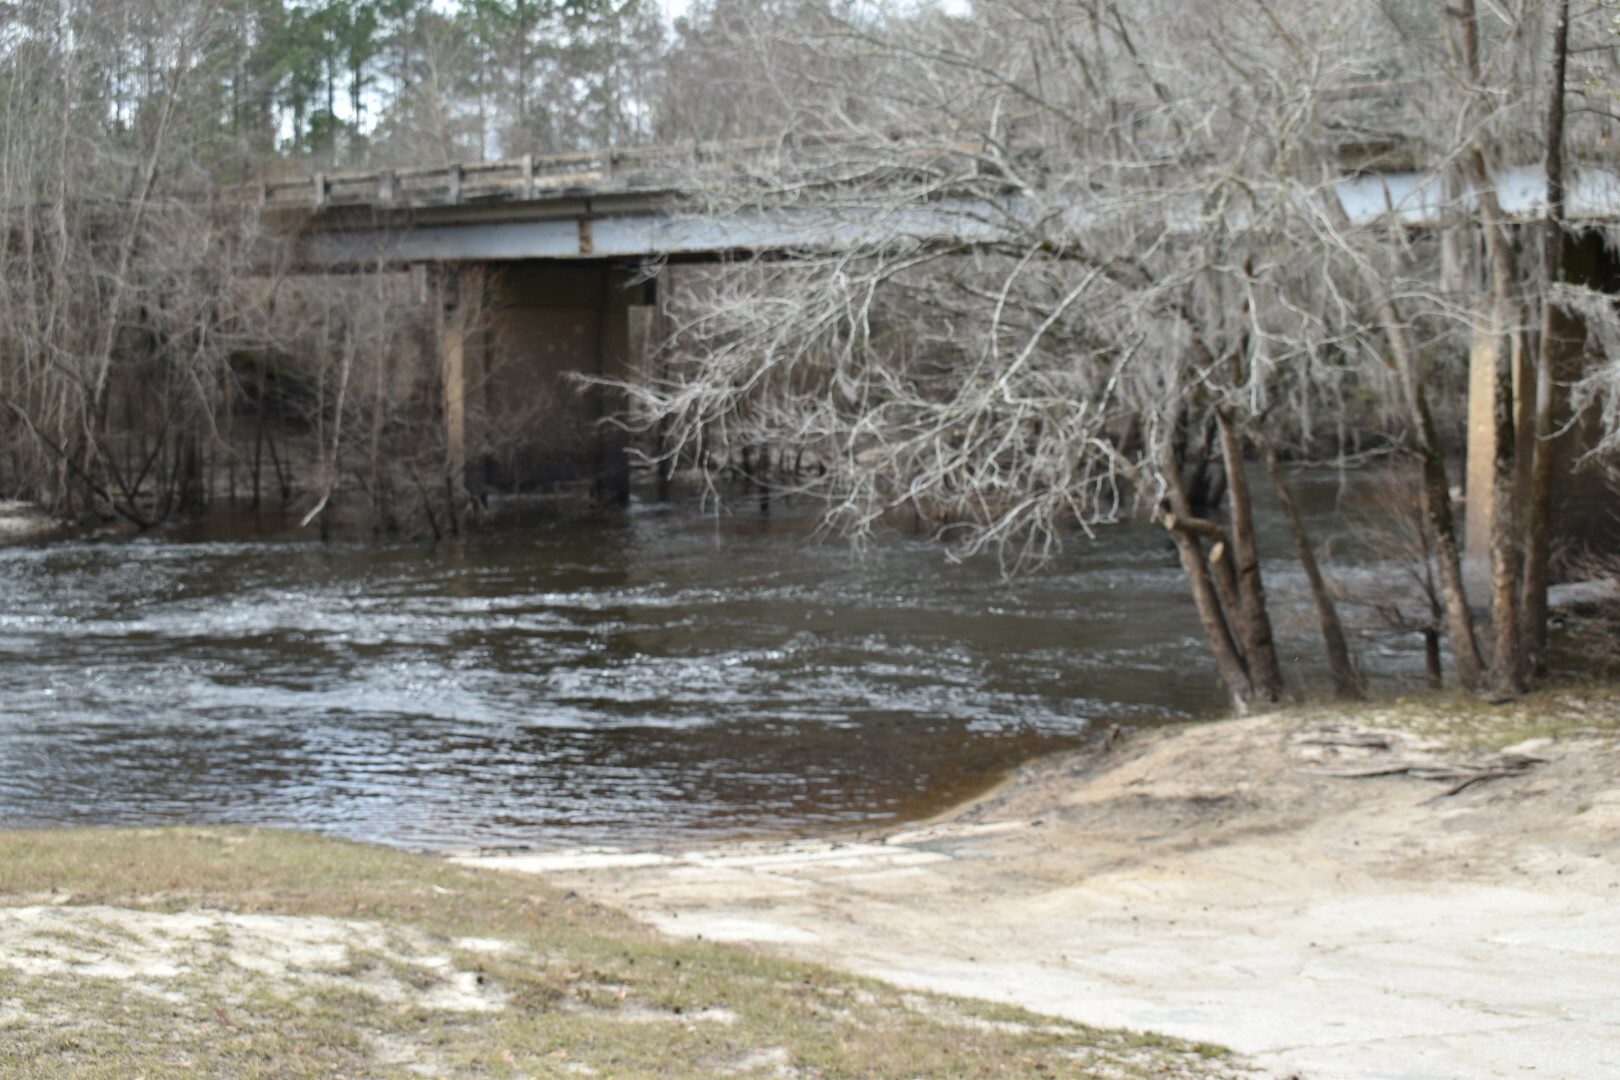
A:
[619,0,1620,708]
[1374,0,1620,696]
[0,0,517,536]
[1341,469,1451,689]
[617,0,1427,713]
[0,0,262,524]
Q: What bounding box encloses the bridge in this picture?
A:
[234,136,1620,584]
[236,138,1620,266]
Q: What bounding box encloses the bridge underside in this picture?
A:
[442,261,650,505]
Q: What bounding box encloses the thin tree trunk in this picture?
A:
[369,346,390,529]
[1381,304,1485,690]
[1522,0,1570,677]
[1254,426,1363,700]
[266,423,290,502]
[1159,427,1257,715]
[1216,409,1283,702]
[252,366,265,511]
[1167,523,1257,715]
[1207,534,1245,635]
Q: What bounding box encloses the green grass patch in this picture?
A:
[0,827,1239,1079]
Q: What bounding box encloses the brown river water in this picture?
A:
[0,481,1423,850]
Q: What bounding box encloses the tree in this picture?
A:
[1367,0,1620,695]
[618,0,1620,709]
[0,0,506,532]
[617,0,1437,712]
[0,0,252,523]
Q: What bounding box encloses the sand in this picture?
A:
[459,707,1620,1080]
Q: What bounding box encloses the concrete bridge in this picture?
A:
[242,139,1620,267]
[237,138,1620,585]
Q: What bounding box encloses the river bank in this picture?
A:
[461,688,1620,1080]
[0,692,1615,1077]
[0,827,1246,1080]
[0,500,61,539]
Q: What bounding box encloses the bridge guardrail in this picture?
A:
[220,130,897,212]
[216,118,1107,214]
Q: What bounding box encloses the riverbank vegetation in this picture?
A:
[0,826,1238,1079]
[0,0,669,537]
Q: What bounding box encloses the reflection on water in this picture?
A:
[0,485,1409,850]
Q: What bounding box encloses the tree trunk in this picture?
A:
[1476,182,1527,697]
[1448,0,1526,697]
[1207,536,1245,637]
[1216,409,1283,702]
[1521,0,1570,678]
[1159,426,1258,715]
[1320,181,1483,689]
[1254,427,1363,700]
[1382,305,1485,690]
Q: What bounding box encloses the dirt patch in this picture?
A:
[464,699,1620,1080]
[0,904,510,1011]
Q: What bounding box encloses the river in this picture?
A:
[0,480,1419,851]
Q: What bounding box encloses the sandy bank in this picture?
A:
[460,698,1620,1080]
[0,500,59,538]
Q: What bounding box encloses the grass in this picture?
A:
[0,827,1237,1079]
[1283,680,1620,753]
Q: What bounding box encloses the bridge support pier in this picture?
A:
[437,268,473,509]
[454,260,654,502]
[594,270,635,505]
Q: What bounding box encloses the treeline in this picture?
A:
[1,0,835,180]
[206,0,665,171]
[0,0,825,534]
[4,0,661,178]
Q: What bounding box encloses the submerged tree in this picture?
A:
[0,0,260,523]
[0,0,516,532]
